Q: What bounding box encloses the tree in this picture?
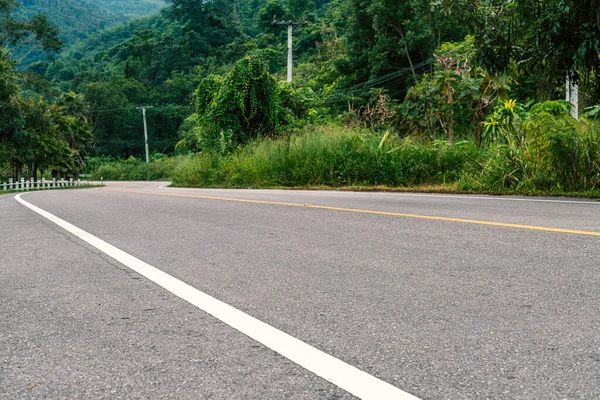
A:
[165,0,240,52]
[402,38,511,145]
[288,0,314,18]
[0,0,63,63]
[196,56,283,150]
[55,91,94,172]
[336,0,469,101]
[0,47,21,170]
[472,0,600,99]
[82,81,138,157]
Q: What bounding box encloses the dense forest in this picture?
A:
[14,0,165,65]
[2,0,600,194]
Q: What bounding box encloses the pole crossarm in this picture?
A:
[271,20,308,27]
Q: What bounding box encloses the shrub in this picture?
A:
[460,100,600,192]
[90,155,185,181]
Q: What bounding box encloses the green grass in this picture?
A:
[83,122,600,198]
[90,155,184,181]
[172,125,485,189]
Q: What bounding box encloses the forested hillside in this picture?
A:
[3,0,600,195]
[15,0,165,64]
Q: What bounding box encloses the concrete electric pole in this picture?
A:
[136,106,153,163]
[272,16,308,83]
[566,76,579,120]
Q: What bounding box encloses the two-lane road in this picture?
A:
[2,182,600,399]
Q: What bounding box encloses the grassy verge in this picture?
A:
[85,123,600,198]
[90,155,183,181]
[172,125,485,188]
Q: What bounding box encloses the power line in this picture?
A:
[89,104,191,113]
[316,43,471,105]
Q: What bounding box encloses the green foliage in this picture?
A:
[401,38,512,145]
[1,0,63,64]
[481,99,526,144]
[14,0,164,65]
[89,154,182,181]
[175,113,202,154]
[461,100,600,192]
[0,4,91,181]
[472,0,600,100]
[10,0,600,200]
[345,88,398,133]
[196,56,283,151]
[171,124,483,188]
[165,0,240,51]
[195,74,223,116]
[334,0,470,101]
[5,95,93,178]
[277,82,318,126]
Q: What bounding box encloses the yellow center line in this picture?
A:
[98,188,600,237]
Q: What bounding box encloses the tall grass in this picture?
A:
[90,155,185,181]
[86,116,600,197]
[172,125,485,188]
[459,102,600,193]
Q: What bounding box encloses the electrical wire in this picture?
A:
[88,104,191,113]
[316,42,471,104]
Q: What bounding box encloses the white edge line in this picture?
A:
[153,187,600,206]
[15,193,420,400]
[296,190,600,206]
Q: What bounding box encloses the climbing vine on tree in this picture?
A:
[199,56,283,151]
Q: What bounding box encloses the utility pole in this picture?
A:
[272,16,307,83]
[136,106,153,163]
[566,76,579,119]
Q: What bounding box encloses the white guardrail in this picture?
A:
[1,178,90,192]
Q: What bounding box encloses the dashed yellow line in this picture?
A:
[98,188,600,237]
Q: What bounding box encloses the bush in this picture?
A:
[90,155,186,181]
[459,100,600,193]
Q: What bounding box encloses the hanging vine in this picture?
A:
[199,56,283,151]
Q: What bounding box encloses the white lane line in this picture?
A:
[15,193,419,400]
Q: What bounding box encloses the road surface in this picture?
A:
[2,182,600,399]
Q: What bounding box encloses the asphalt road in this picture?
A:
[2,182,600,399]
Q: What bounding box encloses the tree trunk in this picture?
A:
[392,24,417,79]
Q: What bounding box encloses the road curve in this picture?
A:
[2,182,600,399]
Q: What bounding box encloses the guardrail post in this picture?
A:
[8,178,13,190]
[20,178,25,190]
[52,178,56,189]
